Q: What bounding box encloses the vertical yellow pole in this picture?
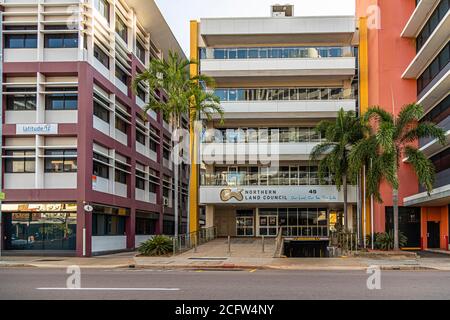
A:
[359,17,372,237]
[189,20,199,233]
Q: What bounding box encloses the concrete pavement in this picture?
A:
[1,238,450,271]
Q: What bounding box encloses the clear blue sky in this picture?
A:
[155,0,356,56]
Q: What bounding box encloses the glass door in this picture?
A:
[236,210,254,237]
[259,214,278,237]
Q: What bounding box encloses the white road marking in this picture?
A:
[36,287,180,291]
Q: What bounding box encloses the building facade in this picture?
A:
[191,5,359,256]
[357,0,449,250]
[401,0,449,250]
[0,0,189,257]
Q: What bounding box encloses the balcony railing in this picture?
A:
[202,46,354,60]
[203,127,323,144]
[214,87,355,102]
[201,172,335,187]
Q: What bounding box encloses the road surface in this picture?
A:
[0,268,449,300]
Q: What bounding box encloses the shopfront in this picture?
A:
[1,203,77,252]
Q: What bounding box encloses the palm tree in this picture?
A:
[310,108,366,231]
[133,51,223,237]
[350,103,446,250]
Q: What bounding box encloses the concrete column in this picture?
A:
[205,205,215,228]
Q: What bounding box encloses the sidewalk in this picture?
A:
[2,238,450,271]
[0,252,135,269]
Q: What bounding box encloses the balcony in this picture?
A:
[199,16,356,46]
[403,12,450,78]
[200,185,357,205]
[203,87,356,119]
[418,67,450,112]
[201,142,319,162]
[402,0,441,37]
[200,47,356,81]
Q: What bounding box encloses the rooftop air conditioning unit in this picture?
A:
[271,4,294,17]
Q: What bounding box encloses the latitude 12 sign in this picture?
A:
[16,124,58,135]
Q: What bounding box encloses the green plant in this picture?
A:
[310,109,367,229]
[350,103,446,250]
[138,235,173,256]
[374,231,408,251]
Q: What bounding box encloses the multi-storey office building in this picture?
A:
[357,0,449,250]
[191,5,359,256]
[401,0,449,250]
[0,0,189,256]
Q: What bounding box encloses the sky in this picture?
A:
[155,0,356,56]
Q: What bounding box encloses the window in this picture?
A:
[4,26,37,49]
[94,44,110,68]
[136,41,146,63]
[136,129,146,145]
[115,15,128,43]
[115,169,127,184]
[115,116,128,134]
[93,152,110,179]
[136,170,146,190]
[6,88,36,111]
[46,88,78,110]
[5,150,35,173]
[92,214,125,236]
[136,217,157,235]
[94,100,110,123]
[430,148,450,174]
[418,41,450,94]
[115,65,128,84]
[416,0,449,52]
[44,33,78,48]
[115,161,129,184]
[94,0,110,22]
[44,149,77,173]
[136,85,147,101]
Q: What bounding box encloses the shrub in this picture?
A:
[138,235,173,256]
[375,231,407,251]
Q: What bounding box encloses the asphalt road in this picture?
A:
[0,268,450,300]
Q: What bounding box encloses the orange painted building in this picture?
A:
[357,0,450,250]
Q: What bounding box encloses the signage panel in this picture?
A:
[16,124,58,135]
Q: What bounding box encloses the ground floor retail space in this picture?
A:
[204,205,357,238]
[0,202,184,256]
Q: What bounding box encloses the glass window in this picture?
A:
[94,0,110,22]
[308,88,321,100]
[214,49,226,59]
[94,44,110,69]
[44,33,78,48]
[46,89,78,110]
[6,89,36,111]
[115,15,128,43]
[237,49,247,59]
[93,153,110,179]
[115,65,128,84]
[5,34,37,49]
[5,150,35,173]
[136,41,146,63]
[92,213,125,236]
[248,49,258,58]
[115,169,127,184]
[94,101,110,123]
[44,149,77,173]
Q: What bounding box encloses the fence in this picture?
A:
[172,226,217,255]
[330,231,359,254]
